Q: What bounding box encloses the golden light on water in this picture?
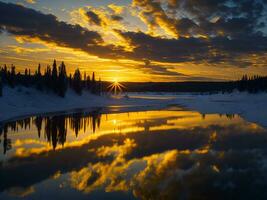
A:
[2,108,266,199]
[5,109,263,158]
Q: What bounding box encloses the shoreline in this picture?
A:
[0,86,176,124]
[1,86,267,128]
[0,104,173,125]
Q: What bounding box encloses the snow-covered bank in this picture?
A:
[1,86,267,128]
[0,86,171,123]
[123,92,267,128]
[172,92,267,128]
[132,92,267,127]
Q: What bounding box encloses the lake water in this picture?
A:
[1,106,267,200]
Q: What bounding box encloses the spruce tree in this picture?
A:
[52,60,58,93]
[1,66,6,84]
[58,62,68,97]
[37,63,41,76]
[23,68,28,86]
[10,65,16,88]
[73,69,82,95]
[69,73,73,88]
[83,72,87,89]
[44,65,52,90]
[91,72,96,94]
[36,63,43,91]
[98,78,102,95]
[86,75,91,90]
[0,76,2,97]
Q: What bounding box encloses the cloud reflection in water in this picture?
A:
[0,108,267,199]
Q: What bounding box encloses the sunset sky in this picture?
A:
[0,0,267,82]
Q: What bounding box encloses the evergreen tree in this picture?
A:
[10,65,16,88]
[73,69,82,95]
[1,65,7,84]
[36,63,43,91]
[83,72,87,89]
[86,75,91,90]
[98,78,102,95]
[58,62,68,97]
[52,59,58,93]
[37,63,41,76]
[91,72,96,94]
[69,73,73,88]
[0,61,108,97]
[23,68,28,86]
[0,76,2,97]
[44,65,52,90]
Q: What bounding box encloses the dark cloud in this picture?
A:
[180,0,266,38]
[0,2,103,50]
[119,31,210,62]
[137,60,221,80]
[86,10,102,26]
[0,2,128,60]
[111,15,124,21]
[175,18,198,36]
[138,59,185,76]
[0,1,267,69]
[134,0,267,38]
[118,30,267,66]
[132,0,178,36]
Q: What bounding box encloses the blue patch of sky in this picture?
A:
[1,0,131,22]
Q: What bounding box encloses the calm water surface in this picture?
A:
[1,106,267,200]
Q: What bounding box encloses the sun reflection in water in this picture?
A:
[1,109,267,200]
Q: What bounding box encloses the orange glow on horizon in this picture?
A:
[107,78,126,94]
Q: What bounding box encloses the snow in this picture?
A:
[131,92,267,128]
[1,86,267,128]
[0,86,169,122]
[180,93,267,127]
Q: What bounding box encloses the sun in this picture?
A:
[113,78,118,84]
[107,78,126,95]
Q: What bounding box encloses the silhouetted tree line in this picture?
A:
[104,75,267,93]
[0,60,103,97]
[0,111,102,153]
[235,75,267,93]
[0,75,2,97]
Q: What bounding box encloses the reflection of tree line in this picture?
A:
[0,112,240,154]
[0,111,102,154]
[201,113,237,119]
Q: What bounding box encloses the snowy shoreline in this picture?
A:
[1,86,267,128]
[0,86,175,123]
